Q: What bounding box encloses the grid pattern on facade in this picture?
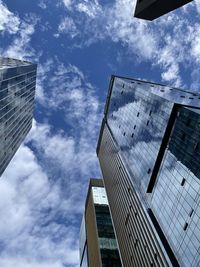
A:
[80,179,122,267]
[169,107,200,179]
[98,123,173,267]
[152,107,200,267]
[0,58,30,69]
[106,77,173,197]
[95,204,122,267]
[0,62,37,176]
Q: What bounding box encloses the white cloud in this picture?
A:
[0,128,82,267]
[38,0,47,9]
[191,25,200,62]
[76,1,102,18]
[194,1,200,14]
[0,56,101,266]
[0,258,64,267]
[58,17,79,38]
[62,0,72,9]
[2,14,40,61]
[59,0,200,87]
[0,1,20,34]
[0,145,48,238]
[35,59,54,103]
[29,59,101,179]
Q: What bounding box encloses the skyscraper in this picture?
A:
[79,178,122,267]
[134,0,193,20]
[97,75,200,267]
[0,57,37,176]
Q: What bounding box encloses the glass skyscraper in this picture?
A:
[79,179,122,267]
[0,57,37,176]
[97,76,200,267]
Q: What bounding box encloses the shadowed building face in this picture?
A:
[134,0,193,20]
[0,58,37,177]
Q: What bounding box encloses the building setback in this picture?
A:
[79,178,122,267]
[0,58,37,176]
[134,0,193,20]
[97,75,200,267]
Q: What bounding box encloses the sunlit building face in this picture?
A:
[79,179,122,267]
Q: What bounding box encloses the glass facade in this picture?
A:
[106,77,173,200]
[0,58,37,176]
[98,76,200,267]
[152,107,200,267]
[79,179,122,267]
[95,204,121,267]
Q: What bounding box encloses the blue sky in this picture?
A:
[0,0,200,266]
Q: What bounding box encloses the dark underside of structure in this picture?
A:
[134,0,193,20]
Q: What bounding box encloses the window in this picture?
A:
[147,168,151,174]
[194,142,199,152]
[134,239,138,248]
[128,187,132,193]
[131,133,134,138]
[137,112,140,117]
[146,120,149,126]
[149,110,152,116]
[186,118,191,126]
[134,125,136,130]
[181,133,186,141]
[123,132,126,136]
[181,178,186,186]
[183,222,188,231]
[125,213,130,226]
[189,209,194,217]
[134,210,138,216]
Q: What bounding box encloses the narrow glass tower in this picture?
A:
[79,179,122,267]
[0,58,37,176]
[97,75,200,267]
